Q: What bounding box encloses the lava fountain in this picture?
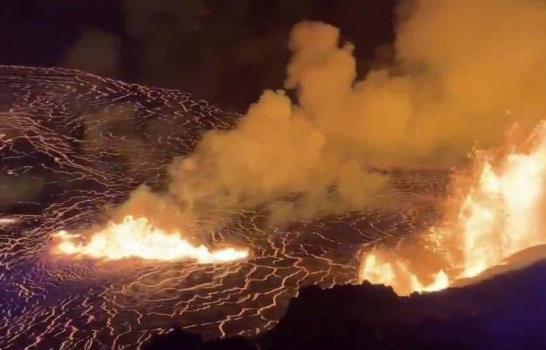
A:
[361,121,546,295]
[51,215,249,263]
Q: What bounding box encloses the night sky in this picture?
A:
[0,0,395,111]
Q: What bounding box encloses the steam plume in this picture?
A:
[117,0,546,231]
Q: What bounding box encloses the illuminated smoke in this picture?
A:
[54,0,546,261]
[63,29,121,78]
[156,0,546,225]
[361,121,546,295]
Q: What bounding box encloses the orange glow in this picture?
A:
[360,251,449,296]
[51,215,249,264]
[0,217,18,225]
[361,121,546,295]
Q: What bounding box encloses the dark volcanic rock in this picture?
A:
[146,259,546,350]
[142,330,255,350]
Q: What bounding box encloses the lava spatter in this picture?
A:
[52,215,249,263]
[361,121,546,296]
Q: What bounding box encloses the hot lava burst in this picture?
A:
[361,121,546,296]
[51,215,249,263]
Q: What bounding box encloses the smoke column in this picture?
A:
[114,0,546,233]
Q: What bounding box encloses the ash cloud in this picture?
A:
[117,0,546,231]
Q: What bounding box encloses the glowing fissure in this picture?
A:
[52,215,249,264]
[361,121,546,295]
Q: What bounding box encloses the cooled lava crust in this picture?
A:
[0,65,446,349]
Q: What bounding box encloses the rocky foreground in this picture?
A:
[146,258,546,349]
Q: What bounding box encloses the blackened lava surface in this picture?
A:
[146,259,546,350]
[0,65,447,349]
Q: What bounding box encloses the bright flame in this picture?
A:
[0,217,18,225]
[360,252,449,295]
[361,121,546,295]
[51,215,249,264]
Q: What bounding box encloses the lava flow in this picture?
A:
[361,121,546,296]
[51,215,249,263]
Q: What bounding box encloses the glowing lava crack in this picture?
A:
[52,215,249,263]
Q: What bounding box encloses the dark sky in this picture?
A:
[0,0,396,111]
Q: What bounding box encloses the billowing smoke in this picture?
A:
[115,0,546,232]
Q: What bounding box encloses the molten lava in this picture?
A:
[361,121,546,296]
[51,215,249,263]
[0,217,18,225]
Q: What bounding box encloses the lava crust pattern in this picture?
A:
[0,66,445,349]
